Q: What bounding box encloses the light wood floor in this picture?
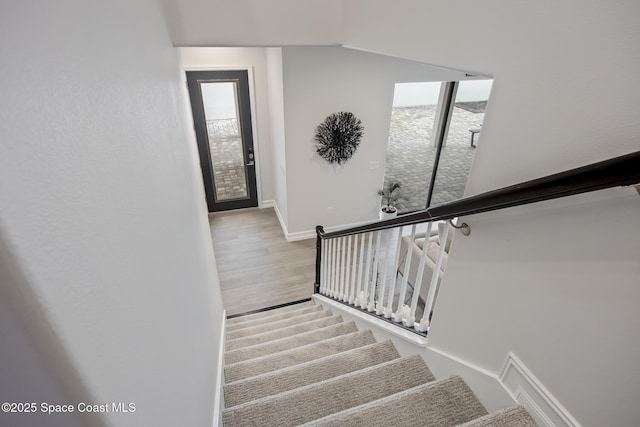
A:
[209,208,316,316]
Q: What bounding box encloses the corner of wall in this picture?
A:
[212,311,226,427]
[499,353,582,427]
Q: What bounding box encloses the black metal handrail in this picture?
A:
[315,150,640,290]
[318,150,640,239]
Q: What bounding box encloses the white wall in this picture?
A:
[265,48,290,227]
[281,46,467,236]
[342,1,640,425]
[162,0,344,46]
[0,2,224,426]
[0,242,88,427]
[179,47,275,204]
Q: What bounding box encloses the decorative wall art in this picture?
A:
[314,111,364,165]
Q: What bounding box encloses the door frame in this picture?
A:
[183,65,264,211]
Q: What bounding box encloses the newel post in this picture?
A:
[314,226,324,293]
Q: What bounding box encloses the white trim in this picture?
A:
[212,311,225,427]
[286,219,377,242]
[260,199,275,209]
[272,201,288,238]
[515,386,555,427]
[427,346,501,381]
[499,352,581,427]
[313,294,428,347]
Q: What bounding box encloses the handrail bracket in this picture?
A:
[448,219,471,236]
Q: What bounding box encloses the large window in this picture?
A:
[383,79,493,212]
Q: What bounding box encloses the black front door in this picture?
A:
[186,70,258,212]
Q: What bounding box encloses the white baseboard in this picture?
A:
[260,199,275,209]
[499,353,581,427]
[257,201,376,242]
[421,346,515,413]
[271,201,289,239]
[286,219,376,242]
[212,311,225,427]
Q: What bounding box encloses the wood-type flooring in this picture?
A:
[209,208,316,316]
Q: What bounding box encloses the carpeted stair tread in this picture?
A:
[300,375,488,427]
[224,329,376,383]
[222,354,435,426]
[224,321,357,364]
[224,340,401,407]
[226,309,332,340]
[225,301,314,326]
[226,304,322,332]
[225,314,342,350]
[456,406,538,427]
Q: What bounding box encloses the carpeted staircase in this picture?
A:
[223,301,538,426]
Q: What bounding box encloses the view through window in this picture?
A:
[383,79,493,212]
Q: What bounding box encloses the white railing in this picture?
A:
[316,151,640,333]
[316,220,451,334]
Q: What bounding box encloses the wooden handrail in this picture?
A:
[317,150,640,240]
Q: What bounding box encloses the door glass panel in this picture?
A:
[383,82,442,213]
[200,80,248,201]
[430,79,492,206]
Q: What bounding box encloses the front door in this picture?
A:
[186,70,258,212]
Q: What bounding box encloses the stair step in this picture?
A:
[224,329,376,383]
[224,321,357,365]
[226,309,332,340]
[225,314,342,351]
[224,340,401,407]
[301,375,488,427]
[226,304,322,332]
[225,301,314,326]
[457,406,538,427]
[223,354,435,427]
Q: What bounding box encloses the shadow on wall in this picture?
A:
[0,227,107,427]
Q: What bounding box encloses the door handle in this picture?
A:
[246,148,255,166]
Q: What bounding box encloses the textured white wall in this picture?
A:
[0,1,224,426]
[179,47,275,204]
[281,46,467,235]
[342,1,640,425]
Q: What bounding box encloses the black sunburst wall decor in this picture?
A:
[314,111,364,165]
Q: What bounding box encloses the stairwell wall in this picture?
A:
[342,1,640,426]
[0,1,225,426]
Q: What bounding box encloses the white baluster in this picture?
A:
[385,227,404,318]
[340,236,351,301]
[394,225,417,322]
[405,222,434,327]
[335,237,343,299]
[362,232,374,310]
[348,234,358,304]
[416,223,450,333]
[330,238,338,298]
[368,231,382,312]
[325,239,331,296]
[320,238,327,294]
[343,235,352,301]
[376,228,394,315]
[356,233,367,308]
